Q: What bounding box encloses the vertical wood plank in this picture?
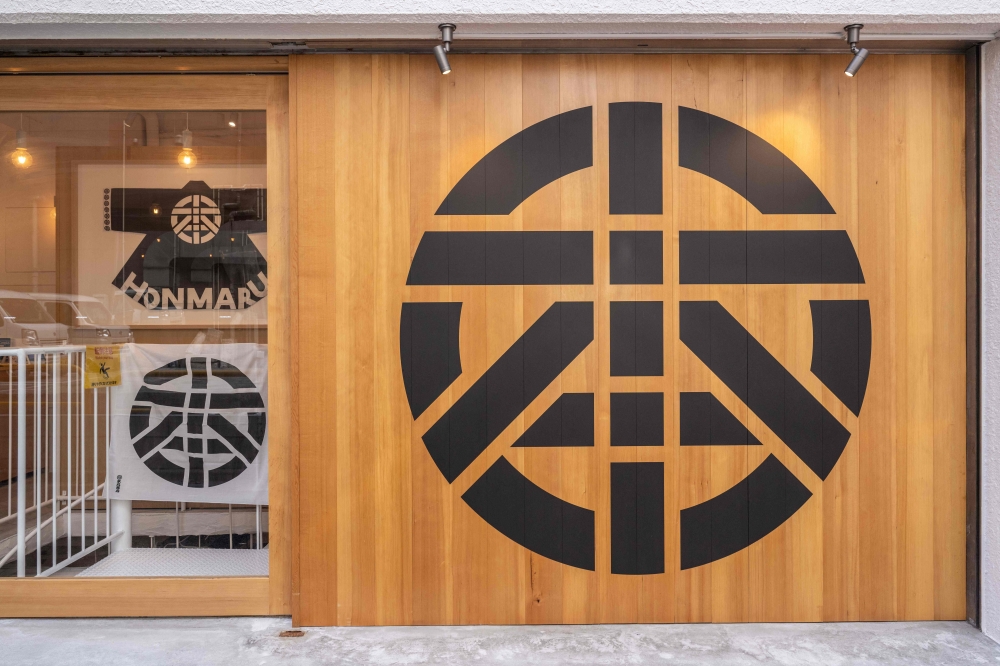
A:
[745,53,791,623]
[897,55,936,621]
[931,54,968,620]
[332,54,377,625]
[265,73,293,616]
[483,53,526,625]
[634,53,675,624]
[778,54,826,623]
[372,53,413,625]
[857,54,900,621]
[706,53,749,624]
[818,53,861,623]
[294,55,341,625]
[408,53,452,625]
[671,53,714,623]
[520,54,567,625]
[288,55,303,625]
[558,53,601,624]
[445,54,490,624]
[598,53,639,625]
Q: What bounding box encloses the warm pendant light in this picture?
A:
[178,114,197,168]
[10,115,32,169]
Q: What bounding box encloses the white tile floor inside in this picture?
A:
[75,547,269,577]
[2,617,999,666]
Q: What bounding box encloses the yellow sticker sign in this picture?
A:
[85,345,121,389]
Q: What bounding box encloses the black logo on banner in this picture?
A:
[128,356,266,488]
[106,180,268,310]
[400,105,872,574]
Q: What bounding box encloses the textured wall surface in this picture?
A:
[1,1,1000,39]
[983,38,1000,644]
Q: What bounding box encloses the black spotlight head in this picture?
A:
[433,44,451,75]
[845,47,869,77]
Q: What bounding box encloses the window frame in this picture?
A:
[0,62,291,618]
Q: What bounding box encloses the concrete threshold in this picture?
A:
[1,617,998,665]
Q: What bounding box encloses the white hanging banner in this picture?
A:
[107,343,268,505]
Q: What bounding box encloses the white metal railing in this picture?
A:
[0,346,119,577]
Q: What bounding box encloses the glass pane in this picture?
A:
[0,110,269,578]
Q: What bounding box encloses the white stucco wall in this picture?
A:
[1,1,1000,39]
[983,37,1000,643]
[4,0,1000,642]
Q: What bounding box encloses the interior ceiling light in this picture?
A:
[844,24,869,77]
[178,113,197,169]
[433,23,455,75]
[9,114,32,169]
[227,113,237,128]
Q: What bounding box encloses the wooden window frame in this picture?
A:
[0,60,292,617]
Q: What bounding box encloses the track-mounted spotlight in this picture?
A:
[844,24,869,77]
[433,23,455,75]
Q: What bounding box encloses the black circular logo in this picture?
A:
[128,355,266,488]
[401,104,871,573]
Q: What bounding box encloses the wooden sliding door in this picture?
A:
[290,54,966,625]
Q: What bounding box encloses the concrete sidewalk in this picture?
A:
[2,617,998,665]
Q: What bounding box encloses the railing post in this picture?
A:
[15,350,26,577]
[110,499,132,553]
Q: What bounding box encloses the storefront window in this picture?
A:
[0,110,269,578]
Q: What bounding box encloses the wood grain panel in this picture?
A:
[332,54,378,625]
[445,54,489,626]
[856,54,898,621]
[483,54,526,626]
[406,54,451,626]
[635,53,674,624]
[290,53,967,626]
[931,54,968,620]
[0,577,270,617]
[293,55,341,626]
[521,54,565,625]
[0,56,288,74]
[266,73,293,616]
[0,75,271,110]
[557,54,601,625]
[372,53,414,626]
[706,53,750,625]
[671,54,713,624]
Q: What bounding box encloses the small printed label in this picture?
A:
[85,345,122,389]
[0,338,10,347]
